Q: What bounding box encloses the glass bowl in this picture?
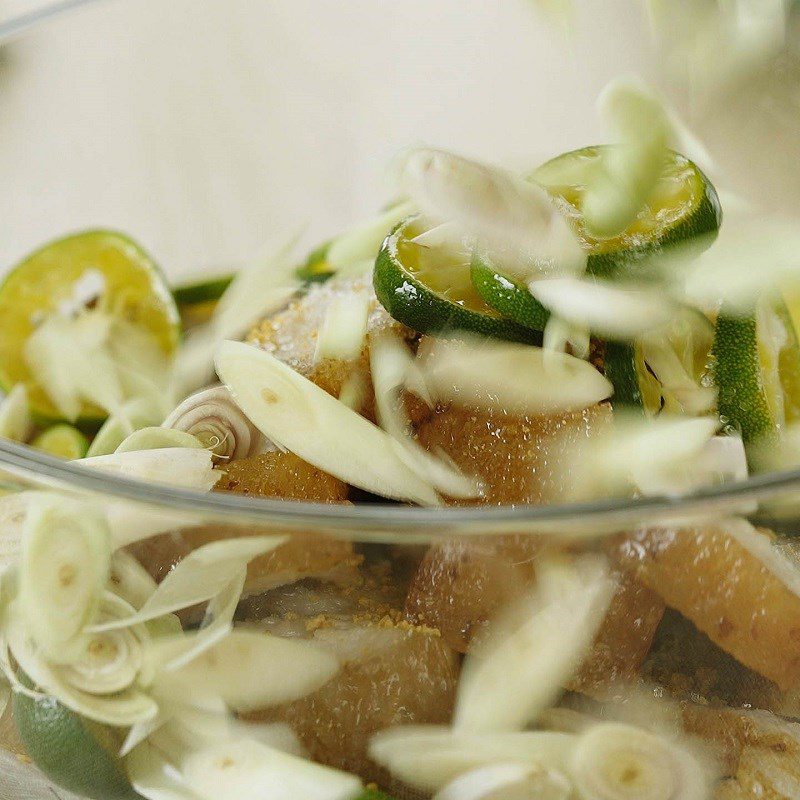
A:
[3,3,800,799]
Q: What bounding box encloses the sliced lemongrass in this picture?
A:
[420,337,612,415]
[570,722,711,800]
[126,739,198,800]
[156,629,339,713]
[369,726,576,793]
[108,318,171,397]
[0,678,8,720]
[18,494,110,661]
[162,385,266,461]
[116,427,204,454]
[326,201,415,272]
[337,370,369,412]
[752,422,800,473]
[529,276,673,340]
[641,339,717,415]
[314,291,371,363]
[568,414,720,500]
[7,612,158,726]
[91,535,286,632]
[54,593,148,695]
[455,555,615,734]
[583,77,672,238]
[371,332,481,499]
[144,571,246,674]
[180,737,362,800]
[435,762,573,800]
[215,340,440,505]
[0,491,33,570]
[119,713,169,759]
[543,316,590,361]
[87,396,165,457]
[109,551,158,610]
[79,448,221,492]
[396,148,586,276]
[0,385,31,442]
[24,312,127,421]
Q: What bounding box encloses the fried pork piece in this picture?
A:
[567,572,665,694]
[415,403,611,505]
[681,705,800,798]
[247,275,420,421]
[247,621,458,791]
[128,451,359,599]
[615,526,800,690]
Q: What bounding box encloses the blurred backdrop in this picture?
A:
[0,0,650,278]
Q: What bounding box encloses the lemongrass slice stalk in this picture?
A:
[79,448,221,492]
[109,551,158,610]
[569,722,712,800]
[215,340,440,505]
[115,427,204,454]
[370,332,481,499]
[369,726,576,793]
[0,385,32,442]
[91,535,287,632]
[54,593,148,695]
[583,77,673,239]
[162,385,266,461]
[126,739,199,800]
[180,737,363,800]
[435,762,572,800]
[397,148,586,277]
[420,337,612,415]
[0,491,33,570]
[542,316,591,361]
[528,277,673,340]
[0,678,9,720]
[87,396,165,457]
[155,629,339,713]
[7,611,158,726]
[144,571,246,674]
[314,291,371,363]
[455,555,616,734]
[18,494,111,662]
[326,201,415,272]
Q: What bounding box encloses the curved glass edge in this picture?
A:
[0,0,108,43]
[1,438,799,540]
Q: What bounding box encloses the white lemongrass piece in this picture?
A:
[0,678,9,720]
[570,722,711,800]
[455,555,616,733]
[108,319,171,396]
[126,740,200,800]
[543,316,591,361]
[326,201,415,271]
[7,613,158,726]
[371,333,481,499]
[314,291,371,363]
[337,370,369,412]
[410,220,468,251]
[79,448,221,492]
[435,762,572,800]
[55,593,148,695]
[369,727,576,793]
[0,385,32,442]
[215,340,440,505]
[109,551,157,610]
[641,340,717,416]
[157,629,339,713]
[91,535,286,632]
[145,571,246,673]
[120,713,169,759]
[162,385,266,461]
[397,148,586,276]
[181,738,362,800]
[753,422,800,473]
[213,235,302,342]
[529,277,673,339]
[87,396,165,457]
[583,77,673,238]
[421,338,612,415]
[0,491,32,570]
[18,494,110,661]
[115,427,204,454]
[569,415,720,500]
